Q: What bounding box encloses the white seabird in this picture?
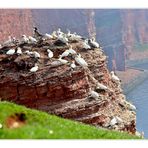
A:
[33,51,40,58]
[70,61,76,69]
[82,39,91,49]
[45,33,53,39]
[57,28,64,36]
[110,116,123,126]
[16,47,22,55]
[90,90,100,99]
[74,54,88,68]
[28,36,37,44]
[110,71,120,82]
[30,64,39,72]
[60,50,70,59]
[47,49,53,58]
[6,49,15,55]
[21,35,29,44]
[126,101,136,111]
[68,45,77,55]
[58,57,69,64]
[96,82,108,91]
[88,37,100,48]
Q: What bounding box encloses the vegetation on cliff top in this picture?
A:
[0,101,140,139]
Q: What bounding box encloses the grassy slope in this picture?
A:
[0,101,140,139]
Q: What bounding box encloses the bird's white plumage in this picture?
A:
[90,90,99,99]
[110,117,118,126]
[75,54,88,68]
[90,38,99,48]
[126,102,136,111]
[60,50,70,58]
[30,64,38,72]
[96,82,108,90]
[33,51,40,58]
[21,35,29,43]
[6,49,15,55]
[28,36,37,43]
[16,47,22,55]
[68,46,77,55]
[70,61,76,69]
[58,58,68,64]
[47,49,53,58]
[44,33,53,39]
[82,40,91,49]
[111,71,120,81]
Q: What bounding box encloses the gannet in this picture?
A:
[47,49,53,58]
[88,37,100,48]
[82,39,91,49]
[70,61,76,69]
[44,33,53,40]
[16,47,22,55]
[126,102,136,111]
[110,71,120,82]
[28,36,37,44]
[68,45,77,55]
[33,51,40,58]
[58,57,68,64]
[90,90,100,99]
[60,50,70,58]
[74,54,88,68]
[6,49,15,55]
[33,27,43,40]
[110,116,123,126]
[21,35,29,43]
[96,82,108,91]
[30,64,38,72]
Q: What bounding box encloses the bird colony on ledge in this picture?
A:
[0,27,139,136]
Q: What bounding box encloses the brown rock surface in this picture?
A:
[0,32,136,135]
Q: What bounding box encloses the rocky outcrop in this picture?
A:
[0,31,136,135]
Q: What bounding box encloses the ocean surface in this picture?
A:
[126,63,148,138]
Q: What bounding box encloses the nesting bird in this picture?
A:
[16,47,22,55]
[68,45,77,55]
[47,49,53,58]
[33,51,40,58]
[88,37,100,48]
[109,116,123,126]
[82,39,91,50]
[110,71,120,82]
[96,82,108,91]
[90,90,100,99]
[74,54,88,68]
[30,63,39,72]
[58,57,69,64]
[6,49,15,55]
[21,35,29,44]
[28,36,37,44]
[70,61,76,69]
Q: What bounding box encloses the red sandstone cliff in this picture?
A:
[0,9,33,41]
[0,32,136,134]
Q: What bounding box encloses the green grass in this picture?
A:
[134,43,148,52]
[0,101,140,139]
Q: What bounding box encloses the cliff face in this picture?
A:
[0,33,136,134]
[0,9,33,41]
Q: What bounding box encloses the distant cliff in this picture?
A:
[0,9,33,41]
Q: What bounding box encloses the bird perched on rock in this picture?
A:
[33,51,40,58]
[70,60,76,69]
[55,33,68,46]
[43,33,53,40]
[109,116,123,127]
[30,63,39,72]
[96,82,108,91]
[6,49,15,55]
[47,49,53,58]
[74,54,88,68]
[126,101,136,111]
[59,50,70,59]
[20,35,29,44]
[33,27,43,40]
[110,71,120,82]
[82,39,91,50]
[16,47,22,55]
[58,57,69,65]
[28,36,37,44]
[68,45,77,55]
[89,90,100,99]
[88,37,100,48]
